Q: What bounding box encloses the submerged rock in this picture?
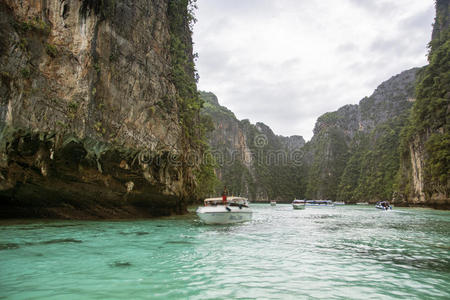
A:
[111,261,132,268]
[0,242,20,250]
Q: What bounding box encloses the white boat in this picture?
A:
[305,200,334,208]
[270,201,276,206]
[333,201,345,205]
[375,201,392,210]
[196,197,252,224]
[292,199,306,210]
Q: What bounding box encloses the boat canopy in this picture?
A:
[204,197,248,205]
[306,200,333,204]
[376,201,390,204]
[292,199,305,203]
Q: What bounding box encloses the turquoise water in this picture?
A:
[1,205,449,299]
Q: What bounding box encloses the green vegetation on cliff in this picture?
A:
[397,0,449,203]
[306,128,349,200]
[200,92,255,198]
[302,68,418,202]
[300,1,448,207]
[168,1,217,199]
[200,91,307,201]
[337,115,408,202]
[168,0,202,140]
[0,0,217,218]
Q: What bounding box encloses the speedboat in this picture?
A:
[270,201,276,206]
[292,199,306,210]
[196,197,252,224]
[305,200,334,208]
[375,201,392,210]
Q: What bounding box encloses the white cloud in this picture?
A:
[193,0,434,140]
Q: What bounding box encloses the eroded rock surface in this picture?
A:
[0,0,200,218]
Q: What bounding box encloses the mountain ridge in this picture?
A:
[201,67,422,204]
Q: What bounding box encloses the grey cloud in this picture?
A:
[336,43,358,53]
[194,0,434,140]
[200,17,233,35]
[347,0,400,17]
[370,37,404,55]
[369,34,429,59]
[195,49,232,74]
[222,78,351,137]
[196,0,277,19]
[400,6,434,30]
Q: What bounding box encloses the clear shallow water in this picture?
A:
[1,205,449,300]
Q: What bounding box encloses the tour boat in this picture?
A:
[375,201,392,210]
[305,200,335,208]
[270,201,276,206]
[196,197,252,224]
[292,199,306,210]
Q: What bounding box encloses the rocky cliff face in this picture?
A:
[0,0,206,218]
[295,1,449,208]
[200,91,306,201]
[395,0,449,209]
[304,68,419,201]
[201,65,419,204]
[312,69,418,139]
[199,2,448,208]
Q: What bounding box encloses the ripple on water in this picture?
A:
[118,231,150,236]
[0,243,20,250]
[0,205,449,299]
[164,240,195,245]
[38,238,83,245]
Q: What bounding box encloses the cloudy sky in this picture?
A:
[192,0,435,140]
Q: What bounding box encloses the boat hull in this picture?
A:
[292,204,305,210]
[196,206,252,224]
[375,201,392,210]
[375,205,392,210]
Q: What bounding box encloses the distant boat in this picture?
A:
[375,201,392,210]
[196,197,252,224]
[333,201,345,205]
[356,202,369,205]
[305,200,335,208]
[270,201,276,206]
[292,199,306,210]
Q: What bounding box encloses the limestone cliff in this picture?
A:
[304,68,419,202]
[395,0,449,209]
[0,0,208,218]
[200,91,306,201]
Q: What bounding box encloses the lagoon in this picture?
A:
[1,205,449,299]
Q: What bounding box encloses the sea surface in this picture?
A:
[1,204,449,299]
